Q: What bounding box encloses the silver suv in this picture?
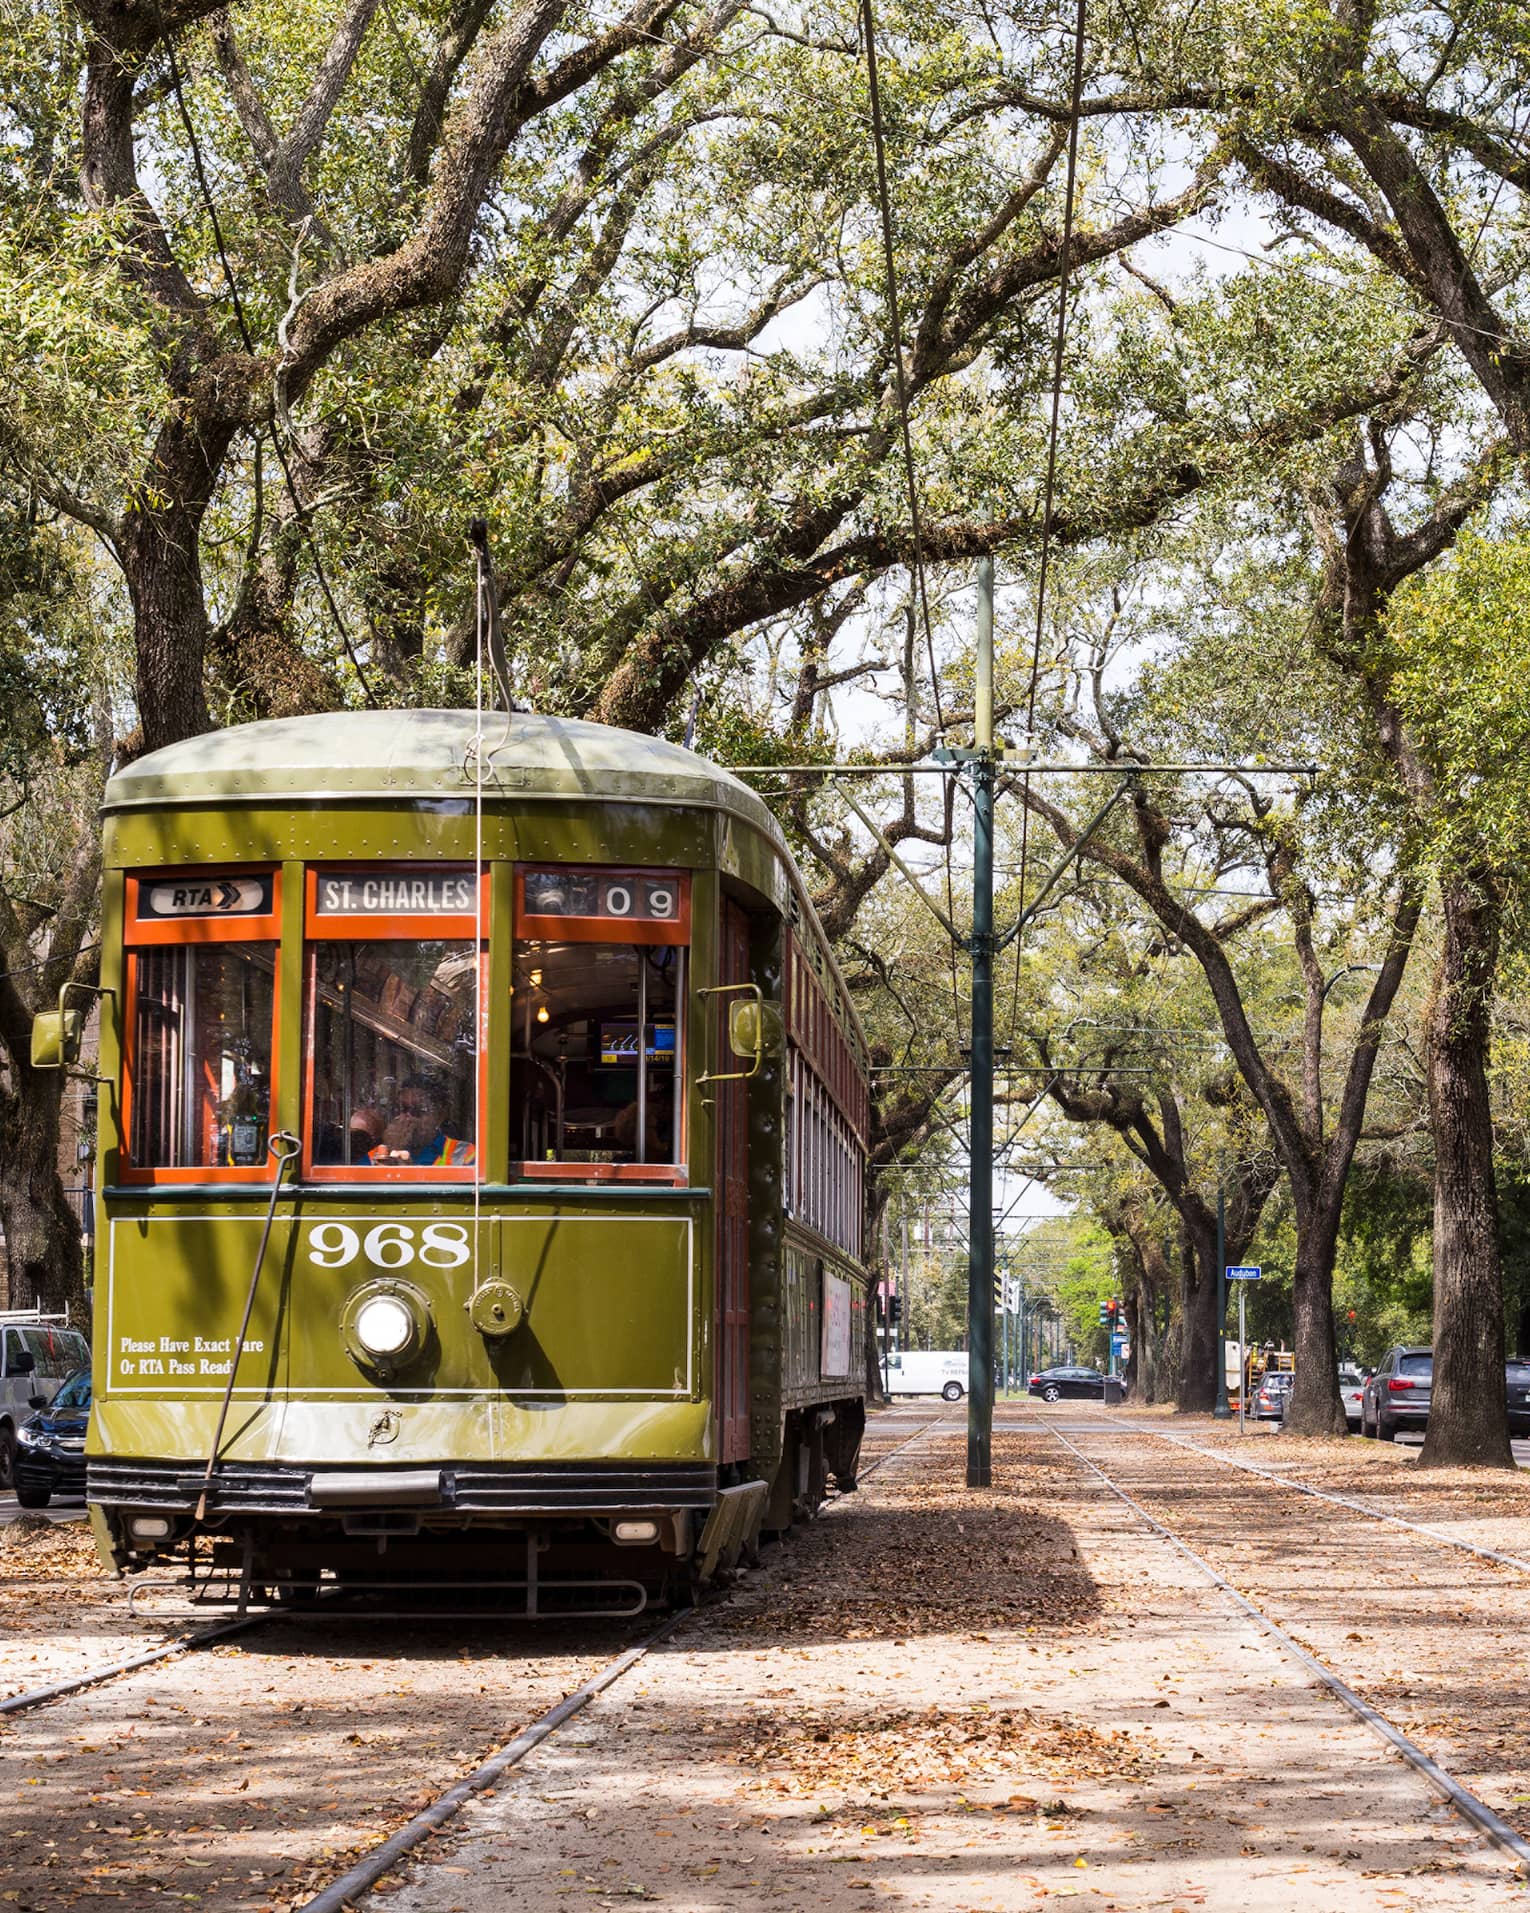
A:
[1360,1346,1431,1442]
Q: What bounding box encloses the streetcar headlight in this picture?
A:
[127,1514,172,1541]
[355,1295,413,1357]
[341,1280,432,1379]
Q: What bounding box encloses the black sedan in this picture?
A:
[1028,1366,1110,1403]
[13,1368,89,1509]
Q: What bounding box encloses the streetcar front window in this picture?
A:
[511,942,683,1169]
[307,940,479,1172]
[127,942,276,1171]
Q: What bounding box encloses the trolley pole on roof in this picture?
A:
[966,556,996,1487]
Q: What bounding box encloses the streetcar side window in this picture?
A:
[511,867,689,1179]
[302,868,483,1182]
[122,870,281,1180]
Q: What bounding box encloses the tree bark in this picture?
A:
[0,1068,87,1322]
[1178,1214,1218,1413]
[1420,868,1513,1468]
[1284,1188,1347,1434]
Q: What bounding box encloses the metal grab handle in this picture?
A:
[696,982,765,1095]
[194,1132,301,1523]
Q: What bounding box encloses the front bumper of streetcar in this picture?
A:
[90,1455,718,1521]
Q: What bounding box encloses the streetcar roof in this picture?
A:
[104,709,782,834]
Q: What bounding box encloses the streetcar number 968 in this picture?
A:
[307,1221,472,1269]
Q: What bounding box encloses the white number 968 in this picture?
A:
[307,1221,471,1270]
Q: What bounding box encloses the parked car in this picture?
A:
[1505,1360,1530,1438]
[1028,1366,1109,1403]
[0,1315,90,1487]
[1248,1370,1294,1420]
[13,1368,89,1509]
[1361,1346,1432,1441]
[1275,1366,1367,1428]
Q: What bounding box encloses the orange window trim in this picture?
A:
[124,867,281,946]
[304,866,489,941]
[119,947,283,1185]
[300,947,489,1184]
[514,867,691,947]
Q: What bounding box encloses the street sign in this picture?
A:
[1110,1333,1128,1357]
[1226,1264,1262,1281]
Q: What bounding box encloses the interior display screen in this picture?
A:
[599,1021,676,1066]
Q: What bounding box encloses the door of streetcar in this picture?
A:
[715,902,751,1463]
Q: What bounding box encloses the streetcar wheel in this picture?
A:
[1043,1385,1062,1404]
[941,1381,964,1402]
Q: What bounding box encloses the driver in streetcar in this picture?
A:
[370,1074,476,1166]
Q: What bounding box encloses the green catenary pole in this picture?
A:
[1213,1176,1231,1418]
[967,557,996,1487]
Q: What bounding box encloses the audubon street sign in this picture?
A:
[1226,1264,1262,1281]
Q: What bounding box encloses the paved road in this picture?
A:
[0,1490,83,1526]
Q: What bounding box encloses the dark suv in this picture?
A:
[1361,1347,1432,1441]
[13,1368,89,1508]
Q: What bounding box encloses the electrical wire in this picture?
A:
[164,36,377,707]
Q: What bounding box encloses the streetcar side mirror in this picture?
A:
[31,1009,83,1070]
[728,998,783,1066]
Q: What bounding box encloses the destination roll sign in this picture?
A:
[139,874,273,920]
[316,871,476,916]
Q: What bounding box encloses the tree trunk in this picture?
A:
[121,413,239,754]
[1420,869,1513,1468]
[1284,1203,1348,1434]
[0,1068,87,1323]
[1177,1216,1218,1413]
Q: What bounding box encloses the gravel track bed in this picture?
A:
[0,1409,938,1910]
[1039,1413,1530,1840]
[374,1410,1516,1912]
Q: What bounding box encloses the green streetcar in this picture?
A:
[39,711,870,1612]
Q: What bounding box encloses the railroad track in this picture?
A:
[1040,1420,1530,1875]
[1,1408,951,1912]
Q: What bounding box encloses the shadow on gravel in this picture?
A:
[711,1491,1102,1646]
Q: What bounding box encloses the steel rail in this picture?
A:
[1046,1426,1530,1874]
[1146,1427,1530,1576]
[297,1407,951,1911]
[0,1614,263,1717]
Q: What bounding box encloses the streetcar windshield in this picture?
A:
[511,941,683,1168]
[308,940,479,1171]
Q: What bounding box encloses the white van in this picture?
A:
[885,1349,967,1401]
[1,1312,90,1487]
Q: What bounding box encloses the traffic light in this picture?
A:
[889,1295,902,1328]
[1098,1301,1109,1326]
[1105,1297,1121,1327]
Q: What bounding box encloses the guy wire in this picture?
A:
[1008,0,1088,1047]
[860,0,964,1047]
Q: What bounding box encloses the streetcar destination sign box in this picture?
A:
[139,874,273,919]
[316,871,476,915]
[1226,1264,1263,1281]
